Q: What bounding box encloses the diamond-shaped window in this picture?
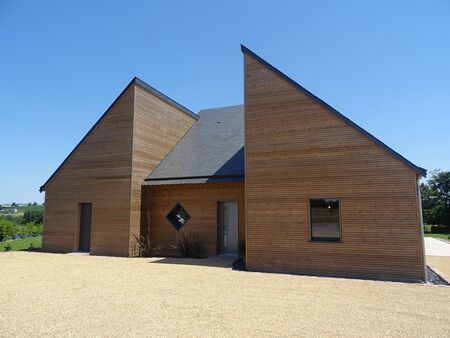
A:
[166,203,191,231]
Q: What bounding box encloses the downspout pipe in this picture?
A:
[417,178,427,283]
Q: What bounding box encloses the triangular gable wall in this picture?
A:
[241,45,425,177]
[242,46,426,282]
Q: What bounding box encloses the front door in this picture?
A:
[218,202,238,254]
[79,203,92,252]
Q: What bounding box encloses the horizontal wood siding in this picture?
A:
[43,86,135,256]
[244,52,425,281]
[43,82,196,257]
[129,85,196,255]
[143,182,245,257]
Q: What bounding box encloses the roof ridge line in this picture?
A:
[132,77,198,120]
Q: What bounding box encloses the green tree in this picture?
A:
[22,222,43,237]
[23,210,43,224]
[0,219,16,241]
[420,170,450,227]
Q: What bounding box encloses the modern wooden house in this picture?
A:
[40,45,427,282]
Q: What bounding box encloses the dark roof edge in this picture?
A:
[240,44,427,177]
[133,77,198,120]
[145,174,245,182]
[40,77,197,192]
[39,78,136,192]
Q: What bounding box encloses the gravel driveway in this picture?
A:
[1,252,449,337]
[427,256,450,282]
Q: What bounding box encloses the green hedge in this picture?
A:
[0,219,42,242]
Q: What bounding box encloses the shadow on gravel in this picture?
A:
[427,266,449,286]
[150,256,236,269]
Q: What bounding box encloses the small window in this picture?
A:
[310,199,340,242]
[166,203,191,231]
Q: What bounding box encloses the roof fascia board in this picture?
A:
[133,77,198,120]
[145,174,245,182]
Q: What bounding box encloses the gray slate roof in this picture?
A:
[145,105,244,185]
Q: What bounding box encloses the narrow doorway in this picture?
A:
[218,202,238,254]
[78,203,92,252]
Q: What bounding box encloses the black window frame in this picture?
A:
[309,198,341,242]
[166,202,191,231]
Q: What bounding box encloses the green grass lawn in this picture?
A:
[0,236,42,251]
[424,233,450,240]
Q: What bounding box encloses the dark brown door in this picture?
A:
[218,202,238,254]
[79,203,92,252]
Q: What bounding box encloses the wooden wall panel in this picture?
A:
[143,182,245,257]
[42,81,196,257]
[244,52,425,282]
[42,86,135,256]
[129,85,196,255]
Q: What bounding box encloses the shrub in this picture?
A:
[176,231,196,258]
[0,223,7,242]
[26,222,42,237]
[132,229,157,257]
[0,219,16,241]
[11,222,42,239]
[23,210,43,224]
[430,225,450,234]
[132,212,160,257]
[4,243,11,252]
[423,224,432,234]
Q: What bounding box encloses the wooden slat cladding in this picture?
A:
[129,85,196,255]
[43,81,196,257]
[244,52,425,282]
[143,182,245,257]
[43,86,135,256]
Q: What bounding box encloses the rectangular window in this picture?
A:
[310,199,340,242]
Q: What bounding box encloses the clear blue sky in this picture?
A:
[1,1,449,203]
